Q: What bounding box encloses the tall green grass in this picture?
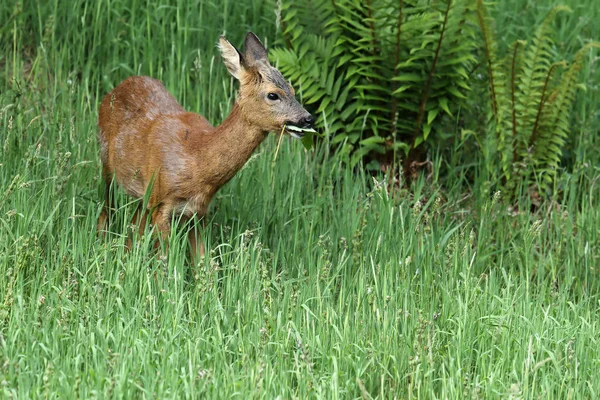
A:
[1,0,599,397]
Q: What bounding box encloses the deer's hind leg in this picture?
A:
[97,166,114,235]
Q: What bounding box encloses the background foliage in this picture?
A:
[272,0,479,171]
[473,2,599,195]
[1,0,599,397]
[272,0,599,192]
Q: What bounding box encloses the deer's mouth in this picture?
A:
[284,124,316,139]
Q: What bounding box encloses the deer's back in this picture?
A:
[98,76,185,139]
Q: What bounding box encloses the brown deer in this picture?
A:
[97,32,314,263]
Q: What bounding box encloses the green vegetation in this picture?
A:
[1,0,599,398]
[272,0,479,168]
[475,2,599,194]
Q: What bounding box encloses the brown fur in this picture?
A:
[97,32,312,263]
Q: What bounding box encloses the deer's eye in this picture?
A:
[267,93,280,101]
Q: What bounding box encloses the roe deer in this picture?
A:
[97,32,314,263]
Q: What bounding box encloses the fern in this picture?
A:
[476,2,598,195]
[271,0,478,171]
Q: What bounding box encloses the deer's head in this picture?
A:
[218,32,314,138]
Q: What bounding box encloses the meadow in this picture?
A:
[1,0,599,398]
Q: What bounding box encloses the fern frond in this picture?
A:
[508,40,525,164]
[513,6,571,163]
[547,42,600,137]
[529,61,566,150]
[476,0,500,119]
[412,0,452,141]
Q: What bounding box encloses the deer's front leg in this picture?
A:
[126,204,150,250]
[187,216,206,267]
[151,203,172,258]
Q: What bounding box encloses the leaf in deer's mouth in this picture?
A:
[284,124,316,139]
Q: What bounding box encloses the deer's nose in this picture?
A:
[301,115,314,128]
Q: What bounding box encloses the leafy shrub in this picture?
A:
[271,0,478,172]
[473,1,599,194]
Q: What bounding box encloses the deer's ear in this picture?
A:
[244,32,269,65]
[218,36,245,80]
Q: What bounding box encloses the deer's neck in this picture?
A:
[202,102,267,187]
